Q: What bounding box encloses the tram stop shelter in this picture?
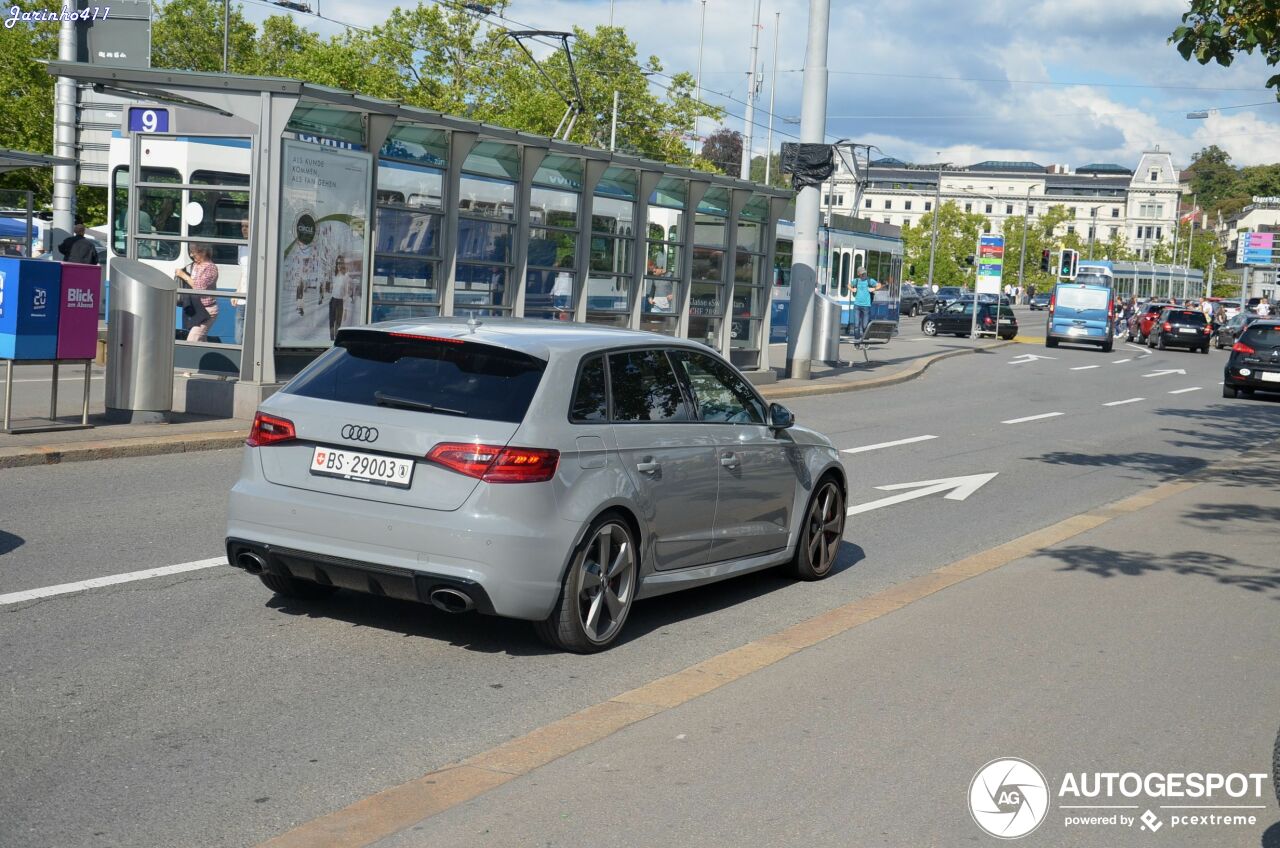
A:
[46,62,793,419]
[0,150,76,256]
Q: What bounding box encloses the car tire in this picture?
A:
[1222,384,1238,399]
[1102,341,1113,353]
[258,572,338,599]
[535,513,637,653]
[1200,345,1209,354]
[922,319,937,336]
[1046,337,1059,349]
[788,475,845,581]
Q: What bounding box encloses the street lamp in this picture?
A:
[1087,206,1100,260]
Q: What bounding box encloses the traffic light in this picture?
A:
[1040,249,1051,273]
[1057,248,1078,280]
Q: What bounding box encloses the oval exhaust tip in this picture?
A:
[237,552,266,575]
[429,587,474,614]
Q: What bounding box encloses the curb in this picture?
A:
[4,342,1017,466]
[0,430,248,470]
[759,340,1015,400]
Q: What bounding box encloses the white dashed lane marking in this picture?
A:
[1002,412,1064,425]
[0,558,227,606]
[841,435,938,455]
[1103,398,1145,407]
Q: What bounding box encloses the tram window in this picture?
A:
[839,252,851,296]
[112,166,182,258]
[111,167,128,256]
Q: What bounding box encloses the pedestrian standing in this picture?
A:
[176,243,219,342]
[850,267,881,339]
[328,255,349,341]
[1259,296,1273,317]
[58,219,100,265]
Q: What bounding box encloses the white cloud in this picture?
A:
[255,0,1280,170]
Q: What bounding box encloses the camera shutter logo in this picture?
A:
[341,425,378,443]
[969,758,1050,839]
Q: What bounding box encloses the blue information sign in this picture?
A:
[128,107,170,133]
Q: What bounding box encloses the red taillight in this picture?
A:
[983,316,994,325]
[389,332,465,344]
[1162,322,1172,332]
[427,442,560,483]
[246,412,296,447]
[1048,296,1055,311]
[1232,342,1255,355]
[1203,326,1212,334]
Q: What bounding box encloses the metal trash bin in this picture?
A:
[811,292,844,364]
[105,258,176,424]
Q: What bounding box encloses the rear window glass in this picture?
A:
[1055,286,1109,311]
[284,330,546,423]
[1240,324,1280,346]
[570,355,608,423]
[1168,311,1206,324]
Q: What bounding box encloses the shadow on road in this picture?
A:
[0,530,24,556]
[262,542,865,654]
[1038,545,1280,600]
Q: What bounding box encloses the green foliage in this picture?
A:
[749,153,788,188]
[151,0,256,72]
[1171,1,1280,90]
[0,1,59,202]
[900,201,990,288]
[701,127,742,175]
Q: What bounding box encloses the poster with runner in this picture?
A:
[277,141,372,347]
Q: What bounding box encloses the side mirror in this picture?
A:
[769,402,794,430]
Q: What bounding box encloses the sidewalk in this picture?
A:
[0,333,1014,469]
[343,454,1279,848]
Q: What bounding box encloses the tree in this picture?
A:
[0,1,59,203]
[998,205,1080,293]
[748,153,787,188]
[900,201,990,289]
[151,0,257,73]
[1171,2,1280,92]
[700,128,742,175]
[1185,145,1240,210]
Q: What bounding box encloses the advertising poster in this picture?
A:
[976,235,1004,295]
[277,141,372,348]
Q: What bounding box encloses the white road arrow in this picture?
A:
[1142,369,1187,378]
[846,473,999,517]
[1008,354,1056,365]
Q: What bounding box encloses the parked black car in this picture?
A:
[899,284,923,318]
[935,286,965,308]
[1147,307,1211,353]
[1223,319,1280,398]
[920,299,1018,340]
[1214,312,1260,350]
[1029,292,1051,310]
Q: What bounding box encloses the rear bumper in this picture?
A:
[226,538,497,614]
[1225,365,1280,391]
[226,453,575,621]
[1154,331,1209,348]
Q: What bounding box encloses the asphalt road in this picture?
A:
[2,332,1276,848]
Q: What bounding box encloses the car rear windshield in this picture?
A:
[284,330,547,423]
[1167,310,1206,324]
[1239,324,1280,347]
[1055,286,1110,311]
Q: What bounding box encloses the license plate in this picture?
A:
[1068,327,1088,336]
[1179,328,1196,334]
[310,446,415,488]
[1262,372,1280,383]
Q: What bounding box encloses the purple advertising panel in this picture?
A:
[56,263,102,359]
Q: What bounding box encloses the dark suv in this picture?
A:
[1223,319,1280,398]
[1147,307,1211,353]
[899,284,937,317]
[935,286,965,308]
[921,299,1018,340]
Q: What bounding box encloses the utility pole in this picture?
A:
[764,12,780,185]
[693,0,706,153]
[52,18,77,251]
[1087,206,1098,259]
[609,90,619,151]
[1016,186,1031,292]
[223,0,230,72]
[926,157,943,290]
[740,0,762,181]
[785,0,829,380]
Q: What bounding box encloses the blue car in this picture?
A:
[1045,282,1115,352]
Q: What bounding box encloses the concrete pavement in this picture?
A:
[313,453,1276,848]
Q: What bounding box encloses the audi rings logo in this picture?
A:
[969,758,1050,839]
[341,425,379,443]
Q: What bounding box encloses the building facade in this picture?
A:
[819,148,1182,260]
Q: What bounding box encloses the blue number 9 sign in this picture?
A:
[128,108,169,134]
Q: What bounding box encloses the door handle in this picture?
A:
[636,458,660,474]
[720,452,739,468]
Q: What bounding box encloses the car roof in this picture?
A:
[347,317,706,360]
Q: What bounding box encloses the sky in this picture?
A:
[244,0,1280,171]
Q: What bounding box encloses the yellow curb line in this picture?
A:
[254,478,1198,848]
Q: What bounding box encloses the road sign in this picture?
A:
[1240,231,1280,266]
[976,235,1003,295]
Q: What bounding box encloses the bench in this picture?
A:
[849,320,896,361]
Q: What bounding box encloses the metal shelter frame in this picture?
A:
[46,62,792,418]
